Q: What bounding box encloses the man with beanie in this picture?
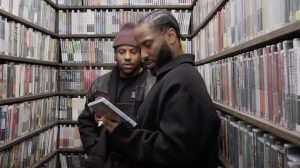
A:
[78,22,155,168]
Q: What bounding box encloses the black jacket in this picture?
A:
[110,54,220,168]
[78,67,155,168]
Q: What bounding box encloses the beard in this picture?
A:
[156,41,173,69]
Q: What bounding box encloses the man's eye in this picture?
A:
[131,50,138,54]
[144,42,151,48]
[117,51,125,54]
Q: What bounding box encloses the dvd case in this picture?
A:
[88,97,137,127]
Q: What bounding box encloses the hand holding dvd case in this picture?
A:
[88,97,137,127]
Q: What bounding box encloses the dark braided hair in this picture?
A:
[138,10,181,39]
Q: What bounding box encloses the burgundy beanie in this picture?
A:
[113,22,137,48]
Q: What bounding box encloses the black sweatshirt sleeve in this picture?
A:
[110,88,219,166]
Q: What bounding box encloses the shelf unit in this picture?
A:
[214,102,300,146]
[59,34,191,38]
[191,0,227,37]
[32,149,59,168]
[44,0,197,10]
[0,121,58,151]
[56,5,195,10]
[30,147,85,168]
[59,63,115,67]
[0,54,59,66]
[30,148,85,168]
[59,34,115,38]
[196,21,300,66]
[0,9,58,37]
[0,93,58,105]
[190,0,300,167]
[0,1,61,167]
[190,0,300,140]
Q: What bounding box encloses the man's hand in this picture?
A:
[100,112,120,133]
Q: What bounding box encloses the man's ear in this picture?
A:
[165,28,177,45]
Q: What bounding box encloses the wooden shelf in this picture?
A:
[0,121,58,151]
[59,34,115,38]
[44,0,197,10]
[43,0,58,9]
[0,93,58,105]
[58,120,79,125]
[0,54,59,66]
[59,148,84,153]
[31,148,85,168]
[191,0,227,37]
[32,149,59,168]
[0,9,58,38]
[214,102,300,146]
[59,63,115,67]
[59,91,88,97]
[219,155,231,168]
[59,34,191,38]
[56,5,194,10]
[196,21,300,65]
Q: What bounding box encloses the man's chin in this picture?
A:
[147,66,157,75]
[121,68,140,77]
[145,62,156,70]
[123,70,135,75]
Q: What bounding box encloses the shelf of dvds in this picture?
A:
[191,0,227,37]
[32,149,59,168]
[192,0,300,166]
[0,9,58,38]
[0,54,59,66]
[43,0,58,9]
[214,102,300,146]
[59,34,115,38]
[0,121,58,151]
[56,5,195,10]
[196,21,300,66]
[44,0,197,10]
[0,1,61,166]
[59,63,115,67]
[59,34,192,38]
[32,148,85,168]
[0,93,58,105]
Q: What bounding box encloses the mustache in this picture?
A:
[142,57,153,62]
[122,61,134,65]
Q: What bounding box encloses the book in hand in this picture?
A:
[88,97,137,127]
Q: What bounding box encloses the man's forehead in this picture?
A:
[135,23,158,34]
[135,23,149,32]
[135,23,161,40]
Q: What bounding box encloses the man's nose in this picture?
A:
[124,51,132,60]
[141,48,148,60]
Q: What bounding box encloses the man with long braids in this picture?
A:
[100,10,220,168]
